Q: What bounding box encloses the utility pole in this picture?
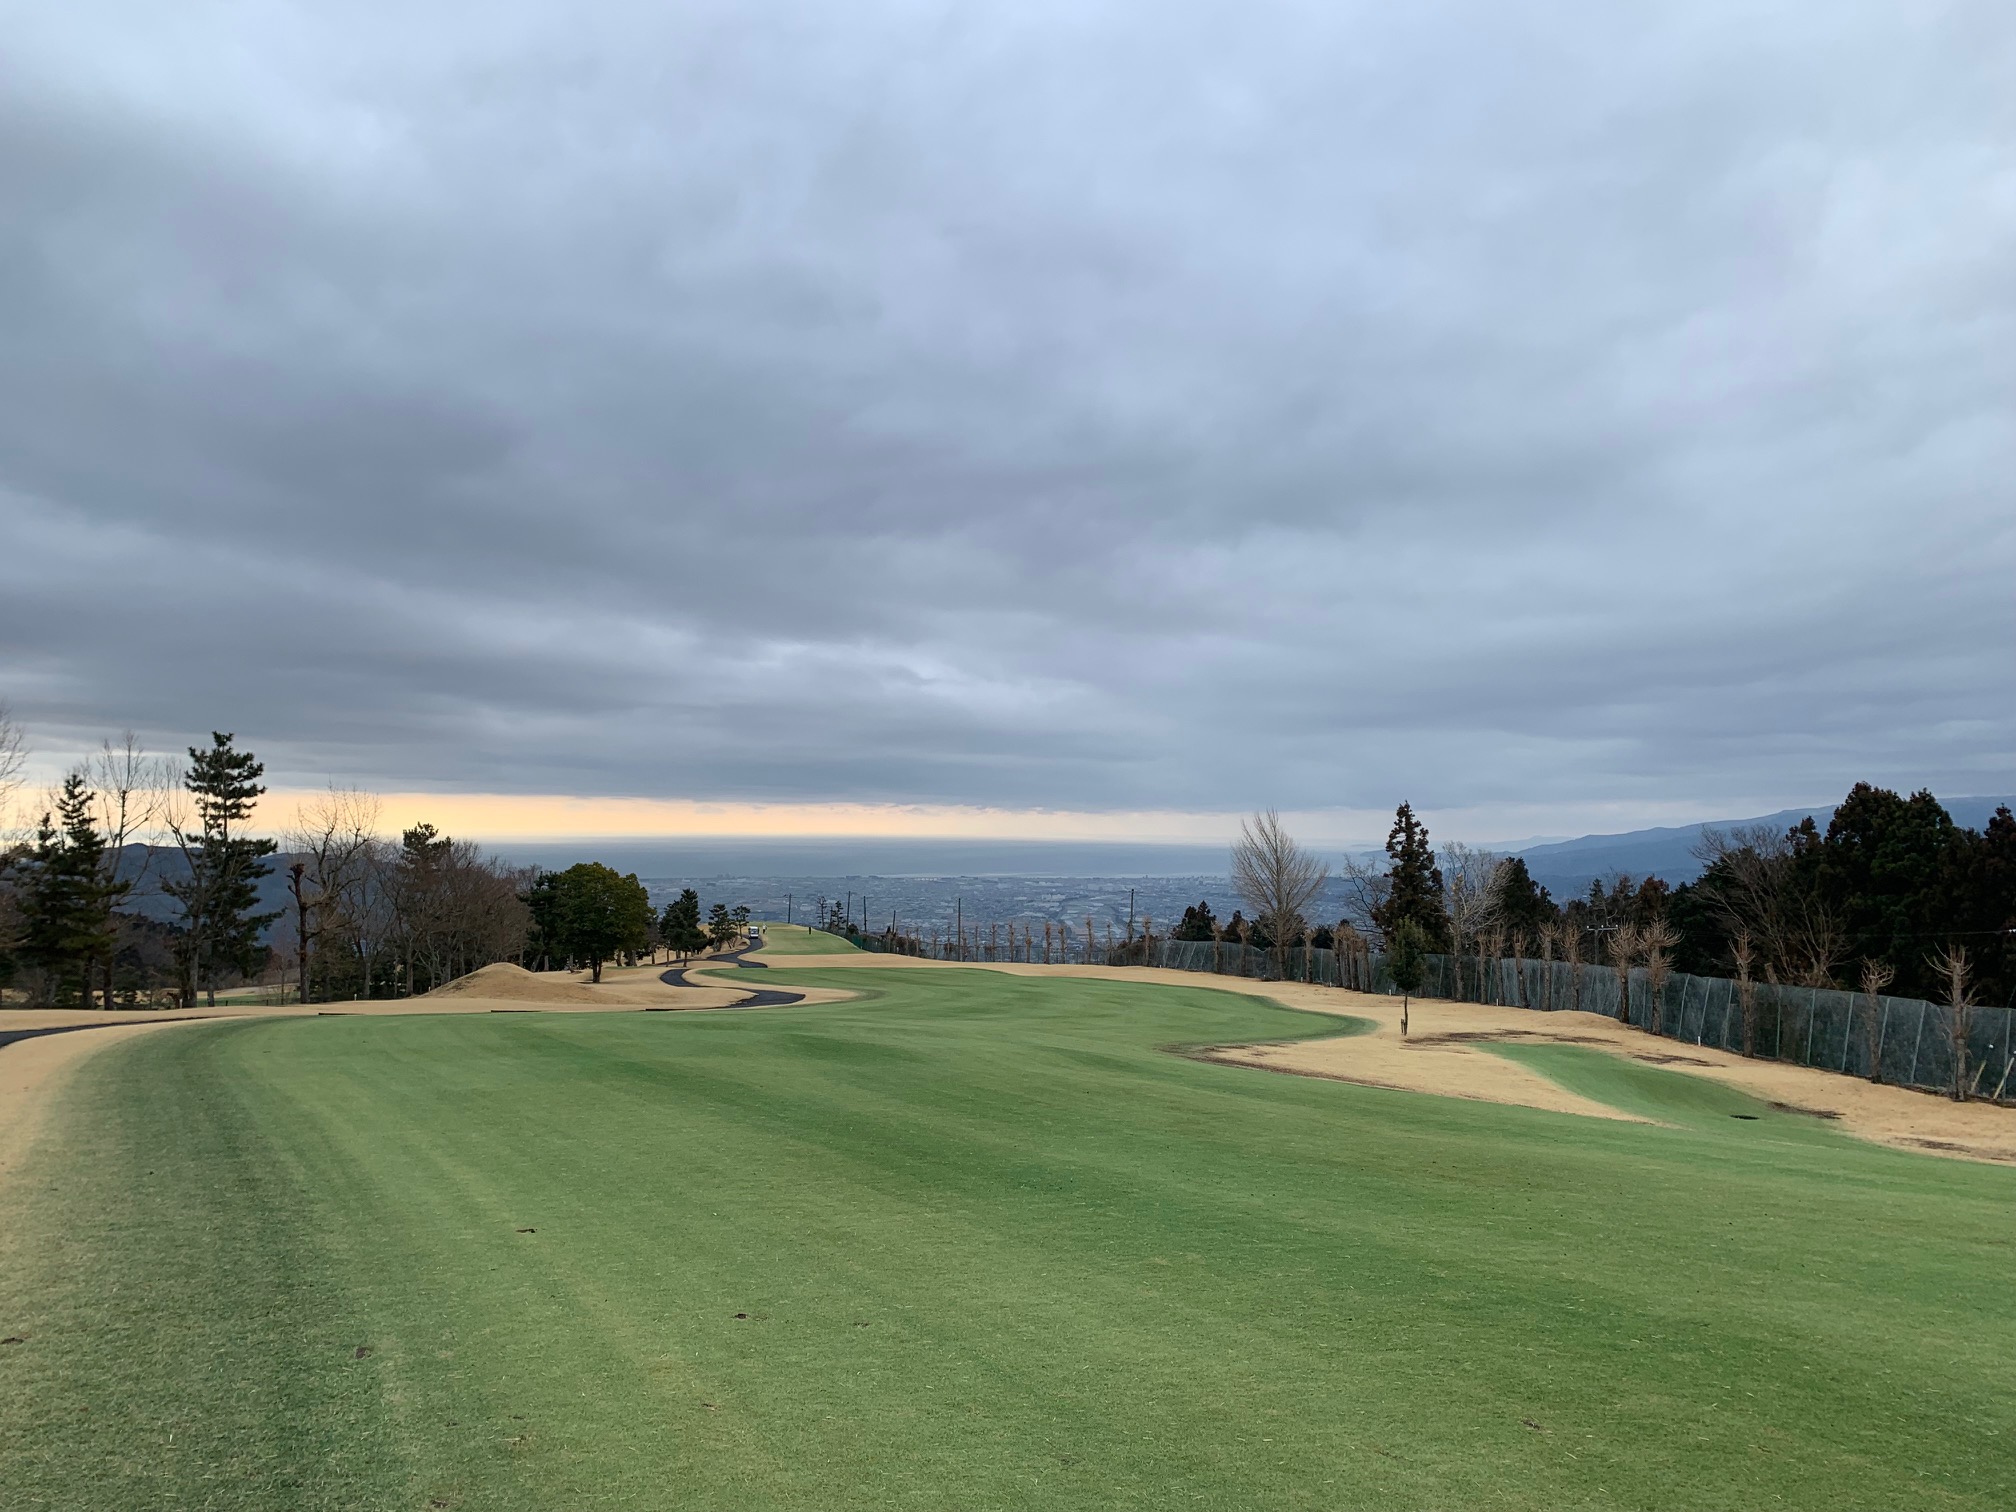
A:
[1128,887,1136,943]
[956,896,963,961]
[786,893,792,924]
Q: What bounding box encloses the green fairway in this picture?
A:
[1485,1042,1851,1136]
[751,922,860,954]
[4,967,2013,1511]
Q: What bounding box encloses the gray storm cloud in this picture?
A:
[2,1,2011,819]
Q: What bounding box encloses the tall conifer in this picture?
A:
[1372,801,1451,948]
[17,773,127,1004]
[164,733,280,1006]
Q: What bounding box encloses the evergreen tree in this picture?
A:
[1372,801,1450,949]
[1172,901,1218,942]
[525,863,652,981]
[1818,784,1969,1000]
[1969,806,2016,1008]
[17,775,130,1005]
[707,901,736,949]
[57,772,126,1001]
[1493,857,1557,946]
[163,733,280,1006]
[1387,917,1429,1037]
[659,888,707,960]
[15,810,68,1000]
[523,870,564,970]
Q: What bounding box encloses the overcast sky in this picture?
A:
[3,2,2011,842]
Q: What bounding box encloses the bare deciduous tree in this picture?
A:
[1337,852,1390,936]
[287,788,385,1003]
[1732,931,1759,1057]
[0,702,26,820]
[1440,842,1508,999]
[1933,945,1976,1102]
[1231,809,1329,979]
[1608,923,1640,1024]
[1333,920,1367,991]
[1561,918,1583,1012]
[1694,825,1843,987]
[89,734,172,1010]
[1641,921,1680,1035]
[1858,958,1895,1083]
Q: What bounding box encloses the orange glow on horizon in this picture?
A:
[248,790,1732,849]
[258,790,1244,844]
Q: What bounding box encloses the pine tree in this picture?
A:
[58,772,126,1001]
[1372,801,1450,949]
[163,733,280,1006]
[16,774,128,1004]
[1387,917,1429,1038]
[659,888,707,961]
[1494,856,1557,945]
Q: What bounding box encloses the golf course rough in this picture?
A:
[3,965,2013,1511]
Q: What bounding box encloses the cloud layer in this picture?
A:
[4,2,2012,829]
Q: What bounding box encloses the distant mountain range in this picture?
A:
[1509,795,2016,899]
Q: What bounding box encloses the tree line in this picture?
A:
[1148,789,2014,1012]
[0,721,537,1006]
[520,870,748,980]
[0,710,763,1007]
[1345,786,2015,1012]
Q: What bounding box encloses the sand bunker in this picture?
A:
[1173,987,2016,1165]
[739,953,2016,1164]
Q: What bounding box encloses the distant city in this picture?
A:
[492,795,2016,936]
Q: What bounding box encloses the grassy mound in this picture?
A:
[4,966,2011,1510]
[423,962,612,1003]
[752,922,861,955]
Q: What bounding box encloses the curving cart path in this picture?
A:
[658,932,808,1009]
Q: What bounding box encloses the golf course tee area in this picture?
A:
[4,962,2013,1510]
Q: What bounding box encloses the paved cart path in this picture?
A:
[659,933,808,1009]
